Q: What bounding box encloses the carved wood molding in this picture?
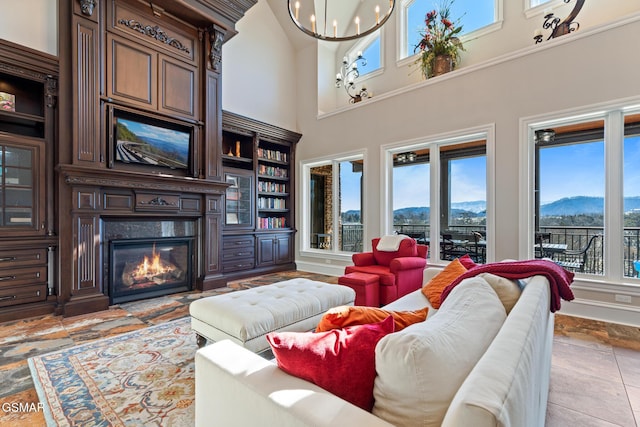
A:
[117,18,191,54]
[209,25,226,72]
[0,63,48,82]
[80,0,97,17]
[45,76,57,108]
[194,0,257,25]
[60,165,228,195]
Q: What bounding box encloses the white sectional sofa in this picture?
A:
[194,269,555,427]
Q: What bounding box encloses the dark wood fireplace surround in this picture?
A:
[0,0,304,322]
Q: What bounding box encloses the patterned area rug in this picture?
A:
[28,317,196,426]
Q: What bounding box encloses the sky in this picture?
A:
[339,133,640,213]
[119,119,190,149]
[407,0,495,57]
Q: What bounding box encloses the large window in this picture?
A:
[387,130,491,263]
[534,121,605,276]
[623,116,640,278]
[403,0,498,59]
[526,107,640,283]
[304,154,364,254]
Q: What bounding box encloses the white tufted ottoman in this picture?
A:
[189,278,356,354]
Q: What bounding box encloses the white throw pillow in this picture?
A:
[372,277,507,427]
[477,273,522,314]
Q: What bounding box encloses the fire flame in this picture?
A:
[133,244,171,279]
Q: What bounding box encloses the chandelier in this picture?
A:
[335,52,369,103]
[288,0,396,42]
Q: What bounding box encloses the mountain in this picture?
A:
[451,201,486,213]
[541,196,640,215]
[540,196,603,216]
[342,197,640,222]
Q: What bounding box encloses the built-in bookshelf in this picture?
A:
[220,110,301,281]
[256,138,291,230]
[0,39,57,319]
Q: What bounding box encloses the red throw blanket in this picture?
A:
[440,259,575,313]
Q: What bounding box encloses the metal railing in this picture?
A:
[341,223,640,276]
[340,224,363,252]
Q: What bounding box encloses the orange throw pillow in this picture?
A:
[316,305,429,332]
[422,258,467,309]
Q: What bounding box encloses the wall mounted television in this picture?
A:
[107,105,196,177]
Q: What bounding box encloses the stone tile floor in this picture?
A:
[0,270,638,426]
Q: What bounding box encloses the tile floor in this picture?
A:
[0,271,638,426]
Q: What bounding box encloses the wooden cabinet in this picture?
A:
[222,235,255,273]
[106,33,198,120]
[0,40,58,320]
[257,233,293,266]
[105,0,199,121]
[220,111,301,283]
[224,169,254,228]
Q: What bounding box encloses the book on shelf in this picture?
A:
[257,148,287,162]
[258,165,288,178]
[258,216,286,229]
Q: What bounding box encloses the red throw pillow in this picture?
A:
[266,316,395,411]
[458,254,478,269]
[316,305,428,333]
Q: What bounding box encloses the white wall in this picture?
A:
[289,14,640,326]
[221,0,298,131]
[0,0,58,55]
[321,0,640,112]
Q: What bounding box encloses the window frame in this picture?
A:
[524,0,565,19]
[381,124,495,264]
[397,0,503,64]
[300,149,368,260]
[520,101,640,287]
[345,30,384,80]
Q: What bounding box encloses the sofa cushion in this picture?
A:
[373,237,418,266]
[372,277,507,427]
[315,305,429,332]
[266,316,395,412]
[421,258,467,308]
[477,273,522,314]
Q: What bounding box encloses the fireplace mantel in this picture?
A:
[59,164,229,195]
[46,0,262,319]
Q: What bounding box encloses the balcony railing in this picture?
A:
[342,223,640,277]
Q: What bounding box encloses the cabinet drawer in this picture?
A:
[223,235,254,249]
[0,249,47,268]
[0,266,47,288]
[0,284,47,307]
[222,259,255,273]
[222,247,254,261]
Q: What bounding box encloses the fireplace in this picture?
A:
[109,237,193,304]
[103,219,197,304]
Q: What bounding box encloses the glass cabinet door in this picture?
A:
[225,170,253,227]
[1,144,35,228]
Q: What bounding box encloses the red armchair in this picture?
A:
[344,237,428,305]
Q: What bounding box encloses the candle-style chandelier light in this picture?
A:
[288,0,396,42]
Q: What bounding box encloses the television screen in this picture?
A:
[114,115,190,170]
